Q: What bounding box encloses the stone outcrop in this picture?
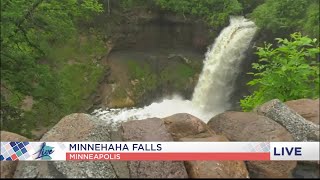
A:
[207,111,297,178]
[256,99,319,141]
[1,131,28,178]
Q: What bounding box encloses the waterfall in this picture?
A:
[192,16,257,113]
[92,16,257,124]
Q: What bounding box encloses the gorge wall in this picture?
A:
[92,11,213,109]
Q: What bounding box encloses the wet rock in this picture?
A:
[121,118,188,178]
[1,131,28,178]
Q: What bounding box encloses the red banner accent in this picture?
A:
[66,152,270,161]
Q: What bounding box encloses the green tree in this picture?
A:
[250,0,319,38]
[155,0,242,28]
[237,0,265,14]
[240,32,319,111]
[302,0,320,39]
[1,0,103,96]
[0,0,104,136]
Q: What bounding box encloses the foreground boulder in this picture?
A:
[285,99,319,125]
[162,113,249,178]
[256,99,319,141]
[284,99,320,177]
[293,161,320,178]
[207,111,293,141]
[120,118,188,178]
[207,111,296,178]
[14,113,118,178]
[163,113,216,140]
[1,131,28,178]
[181,136,249,178]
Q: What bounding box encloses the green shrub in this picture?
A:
[240,32,319,111]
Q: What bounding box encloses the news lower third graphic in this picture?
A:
[1,142,36,161]
[34,142,55,160]
[0,142,319,161]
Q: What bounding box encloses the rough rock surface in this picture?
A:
[207,111,297,178]
[120,118,188,178]
[181,136,249,178]
[162,113,249,178]
[163,113,215,140]
[207,111,293,141]
[285,99,319,125]
[14,113,118,178]
[1,131,28,178]
[293,162,320,178]
[256,99,319,141]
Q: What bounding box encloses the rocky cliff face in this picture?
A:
[91,10,212,110]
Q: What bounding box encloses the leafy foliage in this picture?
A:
[118,0,155,10]
[250,0,319,38]
[240,33,319,111]
[302,0,320,39]
[237,0,265,14]
[155,0,242,27]
[0,0,104,137]
[160,63,195,90]
[127,60,158,99]
[127,60,197,102]
[1,0,103,94]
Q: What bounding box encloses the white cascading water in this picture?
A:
[92,16,257,125]
[192,16,257,113]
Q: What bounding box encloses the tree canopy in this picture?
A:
[1,0,103,95]
[1,0,104,136]
[155,0,243,27]
[250,0,319,38]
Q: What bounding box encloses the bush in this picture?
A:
[240,32,319,111]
